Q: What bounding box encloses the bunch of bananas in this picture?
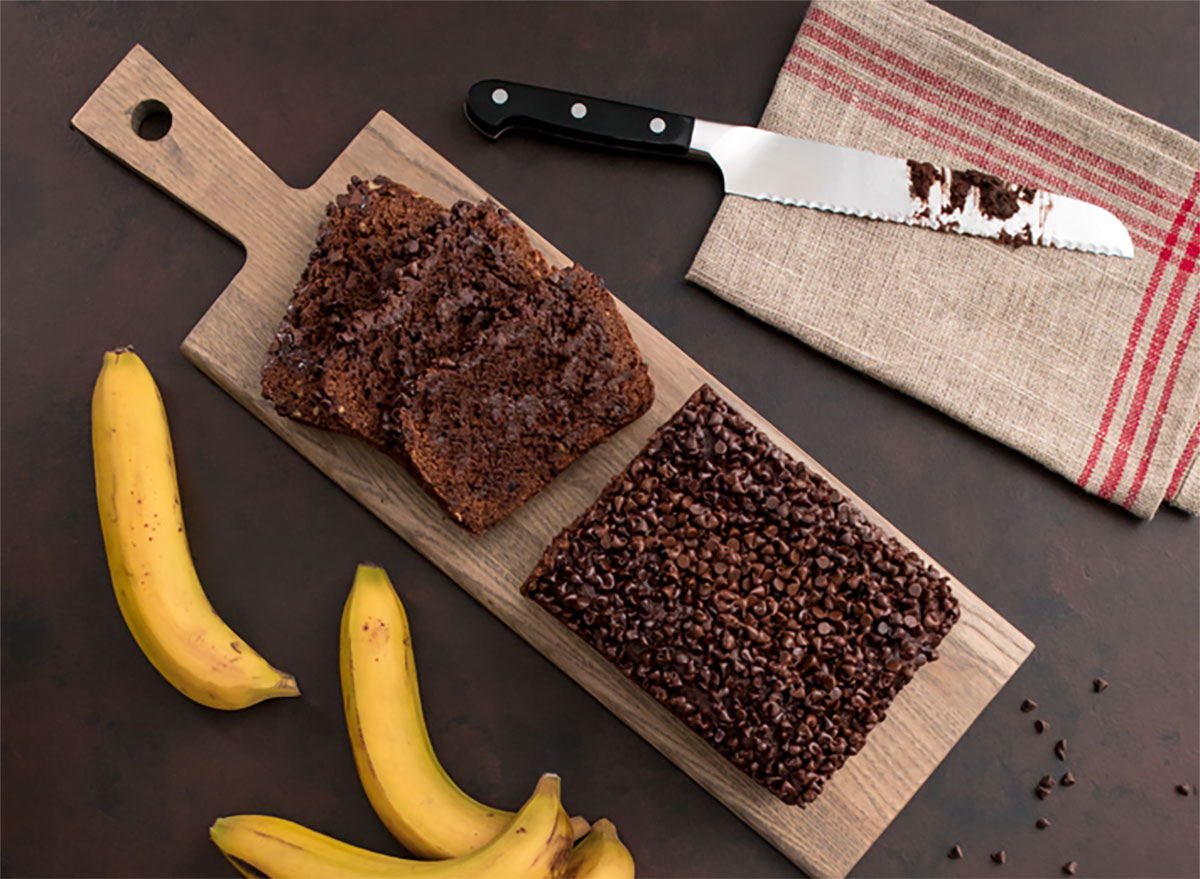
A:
[92,350,636,878]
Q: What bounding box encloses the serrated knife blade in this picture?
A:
[466,80,1134,259]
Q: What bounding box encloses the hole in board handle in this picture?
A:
[132,99,172,141]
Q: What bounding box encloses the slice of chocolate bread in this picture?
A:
[400,265,655,533]
[261,176,655,533]
[317,199,555,455]
[261,176,445,432]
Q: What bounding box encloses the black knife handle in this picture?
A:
[465,79,694,156]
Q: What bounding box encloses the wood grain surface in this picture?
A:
[70,45,1032,878]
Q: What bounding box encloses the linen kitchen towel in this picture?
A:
[688,0,1200,518]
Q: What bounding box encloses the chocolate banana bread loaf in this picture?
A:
[261,176,654,533]
[522,385,959,806]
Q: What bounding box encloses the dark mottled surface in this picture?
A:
[1,3,1196,878]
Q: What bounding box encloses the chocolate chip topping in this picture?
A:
[1177,783,1192,796]
[522,385,959,806]
[948,844,964,859]
[1061,770,1076,786]
[1036,817,1051,830]
[1062,860,1078,875]
[991,849,1007,865]
[1035,719,1050,734]
[1093,677,1108,693]
[1055,738,1068,760]
[1021,698,1038,713]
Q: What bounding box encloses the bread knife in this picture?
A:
[465,79,1134,258]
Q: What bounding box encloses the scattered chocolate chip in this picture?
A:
[1035,719,1050,734]
[1061,771,1076,787]
[1093,677,1108,692]
[1177,783,1192,796]
[1036,784,1053,800]
[1062,860,1077,875]
[1055,738,1067,760]
[1036,817,1051,830]
[991,849,1007,865]
[1040,774,1057,789]
[948,844,964,859]
[1021,698,1038,713]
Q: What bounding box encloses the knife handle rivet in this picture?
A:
[570,102,588,119]
[649,117,666,134]
[491,88,509,105]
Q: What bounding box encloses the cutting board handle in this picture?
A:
[71,45,297,246]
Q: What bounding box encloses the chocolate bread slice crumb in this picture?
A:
[401,265,654,533]
[318,198,555,454]
[261,176,444,432]
[261,176,654,532]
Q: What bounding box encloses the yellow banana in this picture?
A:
[92,348,299,710]
[564,820,635,879]
[342,564,590,856]
[342,564,558,856]
[210,772,574,878]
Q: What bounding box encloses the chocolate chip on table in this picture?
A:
[1036,784,1053,800]
[521,385,960,807]
[948,844,964,859]
[1036,817,1052,829]
[991,849,1007,864]
[1035,719,1050,734]
[1093,677,1108,692]
[1040,774,1057,789]
[1177,783,1192,796]
[1062,860,1078,875]
[1061,771,1076,786]
[1055,738,1068,760]
[1021,698,1038,713]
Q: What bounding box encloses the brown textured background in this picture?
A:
[1,3,1196,878]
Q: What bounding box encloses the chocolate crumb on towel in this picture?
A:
[523,385,959,806]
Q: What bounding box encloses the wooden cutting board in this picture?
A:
[73,45,1033,879]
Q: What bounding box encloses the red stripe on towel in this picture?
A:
[796,27,1178,223]
[1120,229,1200,508]
[1098,221,1200,499]
[789,44,1174,247]
[806,7,1183,205]
[1077,172,1200,489]
[1165,421,1200,501]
